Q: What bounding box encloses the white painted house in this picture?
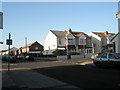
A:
[112,32,120,53]
[89,31,116,53]
[111,11,120,53]
[44,30,66,55]
[44,28,92,55]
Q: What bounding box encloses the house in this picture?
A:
[16,41,43,57]
[111,10,120,53]
[0,47,18,55]
[89,31,116,53]
[44,28,92,55]
[111,32,120,53]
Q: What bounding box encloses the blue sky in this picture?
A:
[1,2,118,50]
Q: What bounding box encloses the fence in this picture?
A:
[57,53,92,60]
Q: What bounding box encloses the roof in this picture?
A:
[0,47,18,52]
[21,41,43,49]
[72,32,89,37]
[92,32,116,38]
[0,50,7,52]
[50,30,67,38]
[50,30,89,38]
[111,32,120,41]
[116,11,120,15]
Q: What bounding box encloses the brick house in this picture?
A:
[16,41,43,56]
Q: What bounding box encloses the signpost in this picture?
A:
[0,12,3,29]
[6,33,12,71]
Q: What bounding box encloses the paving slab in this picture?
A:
[2,70,82,89]
[2,71,17,88]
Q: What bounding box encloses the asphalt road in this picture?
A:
[33,63,120,89]
[1,58,92,70]
[2,59,120,89]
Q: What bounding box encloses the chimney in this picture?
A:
[68,28,72,33]
[104,31,108,35]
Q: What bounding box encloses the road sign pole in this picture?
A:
[8,33,11,71]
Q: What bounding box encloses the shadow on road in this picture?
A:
[33,64,120,89]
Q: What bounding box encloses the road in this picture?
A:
[1,58,120,89]
[34,65,120,89]
[1,58,92,70]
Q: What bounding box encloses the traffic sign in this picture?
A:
[6,39,12,45]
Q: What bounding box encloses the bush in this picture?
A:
[52,50,66,56]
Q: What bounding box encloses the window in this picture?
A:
[59,38,61,45]
[35,47,38,50]
[48,46,50,50]
[109,54,115,59]
[53,45,55,47]
[80,38,86,45]
[101,53,107,58]
[67,38,74,45]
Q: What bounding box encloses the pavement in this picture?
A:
[2,70,82,90]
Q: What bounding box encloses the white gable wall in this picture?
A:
[112,33,120,53]
[66,33,75,45]
[44,31,57,51]
[89,32,102,53]
[79,34,86,45]
[107,36,113,44]
[117,33,120,53]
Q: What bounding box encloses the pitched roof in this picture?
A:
[21,41,43,49]
[92,32,116,38]
[111,32,120,41]
[116,11,120,15]
[72,32,89,37]
[50,30,89,38]
[0,47,18,52]
[50,30,67,38]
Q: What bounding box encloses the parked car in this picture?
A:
[25,55,34,61]
[91,53,101,60]
[116,53,120,57]
[2,55,16,63]
[17,55,25,60]
[93,53,120,67]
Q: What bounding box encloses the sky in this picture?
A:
[0,2,119,50]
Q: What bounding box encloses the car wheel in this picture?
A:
[96,62,102,68]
